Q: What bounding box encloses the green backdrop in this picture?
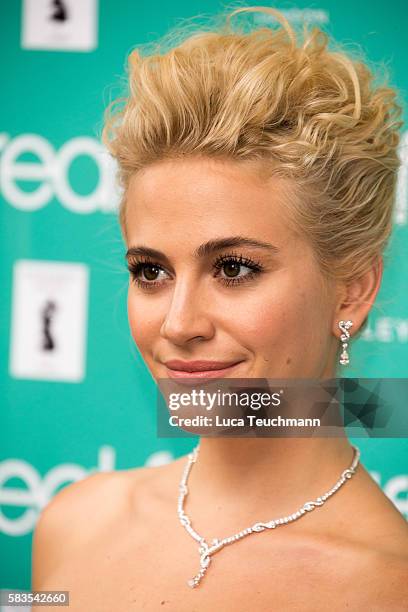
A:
[1,0,407,593]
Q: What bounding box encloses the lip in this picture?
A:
[163,359,244,379]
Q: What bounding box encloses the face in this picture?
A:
[125,157,339,381]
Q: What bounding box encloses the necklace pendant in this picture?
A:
[187,570,205,588]
[200,552,210,569]
[186,542,212,587]
[187,564,207,588]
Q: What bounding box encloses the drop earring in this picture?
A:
[338,320,353,365]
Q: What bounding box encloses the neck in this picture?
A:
[186,435,355,518]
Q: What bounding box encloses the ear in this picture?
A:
[332,255,383,339]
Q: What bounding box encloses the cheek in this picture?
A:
[239,286,330,363]
[235,272,306,333]
[127,289,156,348]
[220,289,291,349]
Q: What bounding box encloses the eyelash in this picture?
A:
[126,251,264,290]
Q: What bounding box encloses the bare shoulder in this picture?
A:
[360,542,408,610]
[329,464,408,609]
[369,511,408,608]
[31,467,149,590]
[293,520,408,610]
[284,463,408,609]
[356,464,408,557]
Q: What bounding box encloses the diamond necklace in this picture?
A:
[178,442,360,588]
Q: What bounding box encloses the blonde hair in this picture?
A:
[102,4,403,341]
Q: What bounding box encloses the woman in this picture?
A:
[32,5,408,610]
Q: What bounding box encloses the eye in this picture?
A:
[127,258,170,289]
[213,252,263,286]
[127,252,264,290]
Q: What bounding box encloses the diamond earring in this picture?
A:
[338,320,353,365]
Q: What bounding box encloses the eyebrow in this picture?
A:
[125,236,280,262]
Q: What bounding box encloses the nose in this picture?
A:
[160,276,215,345]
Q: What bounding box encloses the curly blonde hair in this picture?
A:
[102,4,403,341]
